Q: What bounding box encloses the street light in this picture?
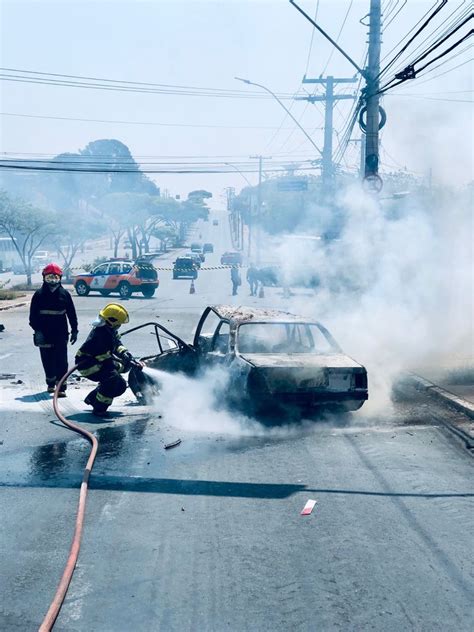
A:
[224,162,253,187]
[234,76,322,156]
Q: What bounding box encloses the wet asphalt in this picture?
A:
[1,219,473,631]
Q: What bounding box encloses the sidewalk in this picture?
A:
[0,294,30,311]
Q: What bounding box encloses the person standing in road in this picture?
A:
[230,265,241,296]
[29,263,78,396]
[246,263,259,296]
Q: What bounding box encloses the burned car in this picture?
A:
[126,306,368,416]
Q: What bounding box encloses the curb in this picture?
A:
[408,373,474,449]
[409,373,474,420]
[0,300,29,312]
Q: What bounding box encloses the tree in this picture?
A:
[50,213,105,278]
[0,191,55,286]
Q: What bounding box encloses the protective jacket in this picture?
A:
[75,324,132,377]
[29,283,78,343]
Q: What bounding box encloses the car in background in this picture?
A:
[220,251,242,266]
[203,242,214,254]
[212,219,219,226]
[173,256,198,279]
[127,305,368,419]
[11,263,26,275]
[190,242,205,262]
[185,252,202,269]
[74,259,159,298]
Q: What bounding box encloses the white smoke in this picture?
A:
[260,182,472,414]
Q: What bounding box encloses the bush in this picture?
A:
[0,280,26,301]
[82,256,108,272]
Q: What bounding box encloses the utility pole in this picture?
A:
[289,0,387,192]
[364,0,382,188]
[249,155,270,265]
[295,76,356,189]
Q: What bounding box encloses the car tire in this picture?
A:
[75,281,90,296]
[99,290,111,297]
[118,282,132,298]
[142,287,155,298]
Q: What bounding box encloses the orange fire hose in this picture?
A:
[39,365,99,631]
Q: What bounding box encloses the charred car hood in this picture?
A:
[239,353,363,370]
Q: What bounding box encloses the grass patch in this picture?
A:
[0,289,26,301]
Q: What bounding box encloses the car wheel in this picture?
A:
[142,287,155,298]
[99,290,111,297]
[75,281,90,296]
[118,282,132,298]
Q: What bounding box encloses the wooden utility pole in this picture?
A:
[364,0,382,187]
[295,76,356,188]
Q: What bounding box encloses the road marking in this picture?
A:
[0,353,12,361]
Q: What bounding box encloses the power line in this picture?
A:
[320,0,354,76]
[0,69,295,100]
[0,111,308,131]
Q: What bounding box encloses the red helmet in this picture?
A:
[42,263,63,276]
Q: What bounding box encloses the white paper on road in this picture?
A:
[300,499,317,515]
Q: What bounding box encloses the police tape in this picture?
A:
[69,264,249,272]
[154,264,248,271]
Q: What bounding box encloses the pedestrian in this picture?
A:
[246,263,259,296]
[230,265,241,296]
[29,263,78,396]
[75,303,142,417]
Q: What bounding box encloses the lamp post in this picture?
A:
[234,77,322,157]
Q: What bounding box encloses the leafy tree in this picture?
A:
[51,213,106,278]
[0,191,55,286]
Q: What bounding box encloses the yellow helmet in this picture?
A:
[99,304,130,328]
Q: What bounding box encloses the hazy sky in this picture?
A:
[1,0,472,201]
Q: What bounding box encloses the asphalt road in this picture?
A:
[1,214,473,631]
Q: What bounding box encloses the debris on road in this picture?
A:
[164,438,182,450]
[300,499,317,515]
[0,373,16,380]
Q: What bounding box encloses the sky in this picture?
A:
[0,0,472,203]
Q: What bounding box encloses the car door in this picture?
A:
[122,321,198,374]
[90,263,110,290]
[105,262,123,290]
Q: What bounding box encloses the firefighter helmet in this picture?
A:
[99,304,130,328]
[42,263,63,276]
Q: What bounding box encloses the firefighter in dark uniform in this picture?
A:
[75,303,142,416]
[29,263,78,396]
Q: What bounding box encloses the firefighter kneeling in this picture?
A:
[75,304,142,417]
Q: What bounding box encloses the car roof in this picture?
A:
[209,305,318,324]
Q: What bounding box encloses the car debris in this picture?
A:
[164,439,182,450]
[0,373,16,380]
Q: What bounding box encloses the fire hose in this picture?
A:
[38,364,98,631]
[39,357,144,630]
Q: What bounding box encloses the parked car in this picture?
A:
[212,219,219,226]
[220,251,242,265]
[127,305,368,418]
[12,263,26,275]
[203,242,214,253]
[173,256,198,279]
[74,259,159,298]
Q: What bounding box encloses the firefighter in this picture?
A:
[75,303,141,416]
[29,263,78,396]
[230,265,241,296]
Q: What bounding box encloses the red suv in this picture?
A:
[74,259,159,298]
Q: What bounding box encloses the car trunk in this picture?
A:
[241,353,366,394]
[135,263,157,281]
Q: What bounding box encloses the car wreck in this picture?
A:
[126,305,368,417]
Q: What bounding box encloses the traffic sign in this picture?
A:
[277,178,308,192]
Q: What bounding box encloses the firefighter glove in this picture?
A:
[70,331,78,345]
